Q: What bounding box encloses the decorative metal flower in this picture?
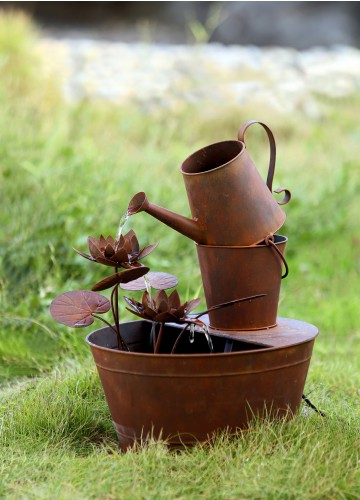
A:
[124,289,201,324]
[73,230,158,268]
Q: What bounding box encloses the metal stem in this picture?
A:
[92,314,118,337]
[194,293,267,319]
[154,322,165,354]
[152,321,157,352]
[114,266,120,327]
[110,283,121,350]
[110,280,129,351]
[171,323,191,354]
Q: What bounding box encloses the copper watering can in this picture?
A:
[128,121,291,246]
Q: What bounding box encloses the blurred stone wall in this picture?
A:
[1,1,360,48]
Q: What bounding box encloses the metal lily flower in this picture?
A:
[51,225,159,351]
[124,289,203,353]
[73,229,158,292]
[73,230,158,268]
[124,289,267,354]
[124,289,201,324]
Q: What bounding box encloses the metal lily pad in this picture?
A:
[50,290,110,328]
[92,266,149,292]
[120,271,178,291]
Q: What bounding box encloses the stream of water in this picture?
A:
[144,274,152,305]
[116,210,129,240]
[189,323,195,343]
[202,324,214,353]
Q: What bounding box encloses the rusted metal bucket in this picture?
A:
[196,235,288,330]
[128,121,290,247]
[86,318,317,450]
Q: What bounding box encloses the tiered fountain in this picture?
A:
[58,120,318,450]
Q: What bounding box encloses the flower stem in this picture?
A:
[114,266,120,331]
[152,321,157,352]
[154,322,165,354]
[110,278,129,351]
[171,323,191,354]
[194,294,267,319]
[92,315,118,336]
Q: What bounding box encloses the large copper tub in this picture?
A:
[86,318,317,450]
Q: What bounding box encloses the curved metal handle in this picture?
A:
[265,235,289,279]
[238,120,291,205]
[274,187,291,205]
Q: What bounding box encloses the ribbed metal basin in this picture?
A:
[86,319,317,450]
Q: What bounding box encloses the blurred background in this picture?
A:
[0,2,359,496]
[1,1,360,47]
[0,1,359,385]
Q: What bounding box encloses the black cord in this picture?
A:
[302,394,327,418]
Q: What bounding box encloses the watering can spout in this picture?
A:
[128,192,206,244]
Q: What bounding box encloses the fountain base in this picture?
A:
[86,318,318,450]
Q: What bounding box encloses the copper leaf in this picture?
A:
[185,297,201,314]
[123,296,144,315]
[130,234,140,255]
[50,290,110,328]
[149,272,178,290]
[72,247,96,262]
[155,312,178,323]
[104,243,115,257]
[113,246,128,263]
[95,256,118,267]
[92,266,149,291]
[120,271,178,291]
[88,237,103,259]
[153,290,169,312]
[168,289,181,310]
[120,266,149,283]
[123,230,135,254]
[125,308,145,320]
[106,235,116,246]
[137,242,159,260]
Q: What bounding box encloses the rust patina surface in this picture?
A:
[87,318,318,450]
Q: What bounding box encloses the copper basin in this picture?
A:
[86,318,317,450]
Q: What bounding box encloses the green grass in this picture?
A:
[0,11,359,499]
[1,361,359,499]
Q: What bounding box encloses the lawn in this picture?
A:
[0,13,359,499]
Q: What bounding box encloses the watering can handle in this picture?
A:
[237,120,291,205]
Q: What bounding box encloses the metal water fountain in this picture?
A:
[84,120,318,449]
